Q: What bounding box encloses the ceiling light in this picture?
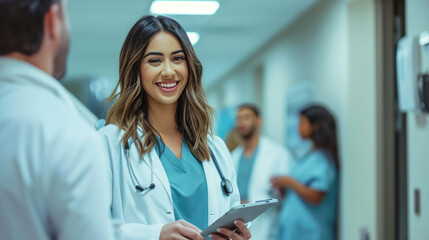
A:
[150,1,220,15]
[187,32,200,45]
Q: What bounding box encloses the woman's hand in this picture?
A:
[160,220,204,240]
[209,220,251,240]
[271,176,326,205]
[270,176,293,189]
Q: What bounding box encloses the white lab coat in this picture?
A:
[98,124,241,240]
[0,57,114,240]
[231,136,292,240]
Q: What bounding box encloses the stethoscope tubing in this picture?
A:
[124,138,233,196]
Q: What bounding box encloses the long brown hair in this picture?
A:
[300,105,340,169]
[106,15,214,161]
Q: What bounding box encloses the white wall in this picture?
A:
[343,1,378,239]
[206,0,381,239]
[405,0,429,239]
[261,45,289,143]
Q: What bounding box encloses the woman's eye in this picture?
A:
[172,56,185,63]
[148,58,161,64]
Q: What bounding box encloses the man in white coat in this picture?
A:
[231,104,292,240]
[0,0,114,239]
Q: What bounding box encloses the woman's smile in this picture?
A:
[155,80,180,93]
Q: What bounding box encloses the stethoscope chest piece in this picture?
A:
[221,179,233,196]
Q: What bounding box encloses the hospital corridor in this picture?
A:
[0,0,428,240]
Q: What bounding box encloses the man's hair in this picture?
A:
[0,0,60,55]
[238,103,261,117]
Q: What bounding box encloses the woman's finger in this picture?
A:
[215,228,241,240]
[177,219,202,234]
[177,227,204,240]
[234,220,251,239]
[209,233,230,240]
[176,221,204,240]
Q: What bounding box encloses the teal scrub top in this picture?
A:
[277,150,338,240]
[155,138,208,230]
[236,145,259,200]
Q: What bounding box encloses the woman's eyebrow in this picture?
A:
[143,52,163,58]
[143,50,184,59]
[171,50,184,55]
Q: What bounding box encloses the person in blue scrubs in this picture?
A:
[271,105,339,240]
[98,15,251,240]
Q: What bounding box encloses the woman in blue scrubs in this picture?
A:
[271,105,339,240]
[98,15,250,240]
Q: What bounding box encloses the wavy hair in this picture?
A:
[106,15,214,161]
[300,105,339,168]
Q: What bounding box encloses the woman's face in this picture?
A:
[298,115,312,139]
[140,31,188,107]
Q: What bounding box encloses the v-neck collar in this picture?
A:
[156,137,188,173]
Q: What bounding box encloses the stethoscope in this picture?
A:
[124,138,233,196]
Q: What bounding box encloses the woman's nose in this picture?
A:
[161,61,175,78]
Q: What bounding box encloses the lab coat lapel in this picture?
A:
[136,127,173,206]
[146,149,173,206]
[202,155,221,225]
[248,137,267,201]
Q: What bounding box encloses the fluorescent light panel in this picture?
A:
[150,1,220,15]
[187,32,200,45]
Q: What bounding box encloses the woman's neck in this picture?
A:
[148,101,183,159]
[148,102,179,136]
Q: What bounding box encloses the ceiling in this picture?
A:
[66,0,319,89]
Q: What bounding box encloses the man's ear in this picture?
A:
[256,116,262,127]
[44,3,61,42]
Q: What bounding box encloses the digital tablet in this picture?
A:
[201,198,278,239]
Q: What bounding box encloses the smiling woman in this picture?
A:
[98,15,251,240]
[106,15,209,161]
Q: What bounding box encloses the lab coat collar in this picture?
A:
[142,134,222,224]
[202,148,220,225]
[146,148,173,207]
[132,126,222,221]
[203,136,225,225]
[124,127,174,208]
[0,57,98,126]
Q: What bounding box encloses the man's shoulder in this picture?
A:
[98,124,123,137]
[1,84,97,142]
[0,83,69,119]
[260,136,289,154]
[260,136,279,147]
[230,145,244,158]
